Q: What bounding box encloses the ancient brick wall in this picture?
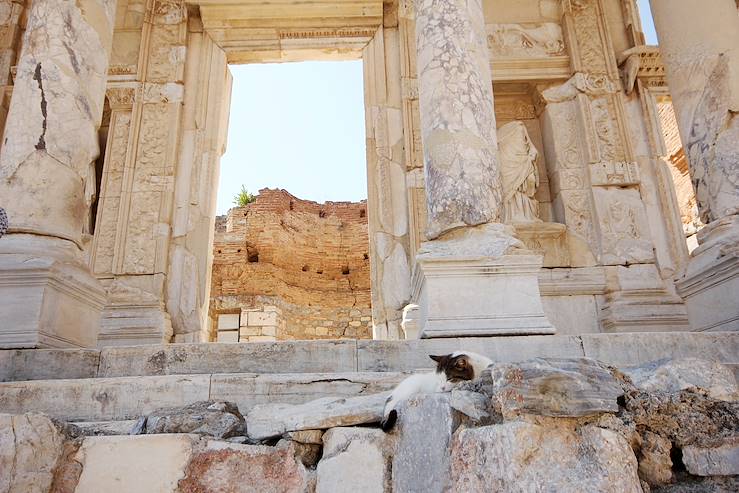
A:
[209,189,372,341]
[658,100,702,238]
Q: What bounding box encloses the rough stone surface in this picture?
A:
[74,420,138,436]
[72,434,195,493]
[285,429,324,445]
[246,392,390,440]
[179,440,313,493]
[637,430,673,487]
[450,421,642,493]
[134,401,244,439]
[317,427,393,493]
[210,190,372,341]
[488,358,623,418]
[415,0,502,238]
[392,394,459,493]
[682,437,739,477]
[0,413,70,493]
[98,340,358,377]
[623,388,739,448]
[0,349,100,382]
[623,358,738,402]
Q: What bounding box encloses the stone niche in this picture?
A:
[209,189,373,342]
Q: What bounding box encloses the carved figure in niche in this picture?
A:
[499,121,541,223]
[487,23,565,58]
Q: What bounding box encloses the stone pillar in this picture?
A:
[0,0,113,347]
[409,0,554,337]
[651,0,739,331]
[414,0,501,239]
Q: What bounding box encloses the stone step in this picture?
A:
[2,332,737,382]
[0,371,405,422]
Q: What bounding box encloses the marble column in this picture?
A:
[409,0,554,337]
[0,0,114,347]
[650,0,739,331]
[414,0,502,240]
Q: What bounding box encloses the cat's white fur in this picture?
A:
[381,350,492,430]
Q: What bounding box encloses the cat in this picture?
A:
[381,350,493,431]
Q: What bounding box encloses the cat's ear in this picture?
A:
[429,354,445,363]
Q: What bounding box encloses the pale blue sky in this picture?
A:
[216,61,367,214]
[216,3,658,214]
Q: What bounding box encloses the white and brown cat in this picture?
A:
[381,351,492,431]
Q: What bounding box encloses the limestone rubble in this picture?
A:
[1,357,737,492]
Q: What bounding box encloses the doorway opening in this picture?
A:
[209,61,372,343]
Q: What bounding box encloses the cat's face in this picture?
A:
[429,353,474,382]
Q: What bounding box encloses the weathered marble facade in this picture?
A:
[0,0,735,347]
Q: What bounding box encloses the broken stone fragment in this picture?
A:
[637,430,673,487]
[450,421,642,493]
[0,413,75,493]
[277,438,322,468]
[285,429,324,445]
[317,427,394,493]
[488,357,623,418]
[131,400,244,439]
[392,394,460,493]
[622,358,738,402]
[682,436,739,476]
[246,392,389,440]
[449,389,491,422]
[622,388,739,448]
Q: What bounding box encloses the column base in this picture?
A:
[410,223,555,338]
[98,305,173,347]
[0,236,106,348]
[599,264,690,332]
[676,214,739,332]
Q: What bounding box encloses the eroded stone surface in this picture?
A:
[133,401,244,439]
[246,392,389,440]
[682,437,739,477]
[317,427,393,493]
[450,421,642,493]
[623,358,738,402]
[392,394,459,493]
[488,358,623,418]
[180,440,314,493]
[0,413,70,493]
[415,0,502,238]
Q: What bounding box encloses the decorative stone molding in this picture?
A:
[106,86,137,109]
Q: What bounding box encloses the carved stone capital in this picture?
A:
[106,86,137,109]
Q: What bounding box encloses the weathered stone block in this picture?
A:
[392,394,459,493]
[180,440,313,493]
[248,311,279,327]
[134,401,244,439]
[247,335,277,343]
[73,434,195,493]
[98,340,358,377]
[218,313,240,330]
[317,427,393,493]
[0,413,69,493]
[246,392,389,440]
[211,372,403,417]
[0,348,99,382]
[0,374,210,421]
[450,422,642,492]
[489,358,623,418]
[623,358,738,401]
[683,437,739,476]
[216,330,239,343]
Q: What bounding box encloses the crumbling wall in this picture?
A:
[658,100,703,243]
[209,189,372,341]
